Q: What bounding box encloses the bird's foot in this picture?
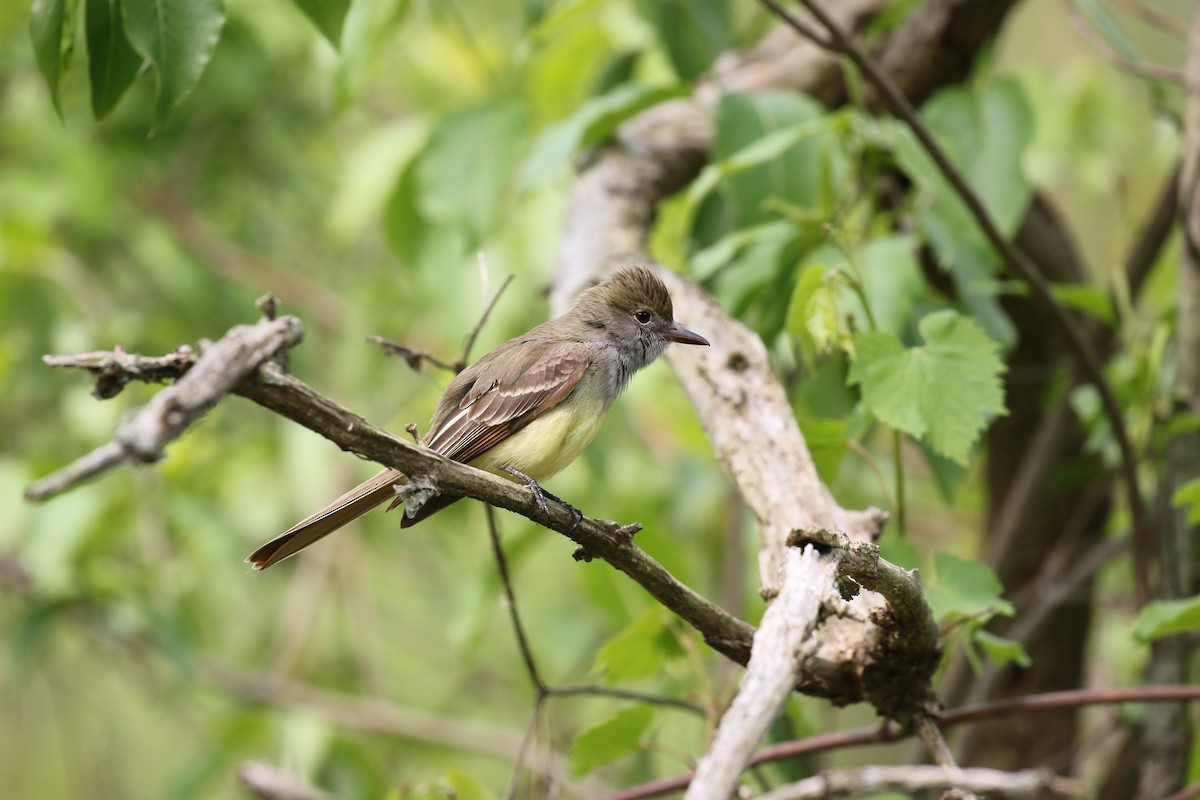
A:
[501,466,583,530]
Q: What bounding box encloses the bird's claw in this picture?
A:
[501,465,582,528]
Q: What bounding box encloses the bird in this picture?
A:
[247,266,709,570]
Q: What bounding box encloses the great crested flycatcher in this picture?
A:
[247,266,708,569]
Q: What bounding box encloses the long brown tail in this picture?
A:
[247,468,404,570]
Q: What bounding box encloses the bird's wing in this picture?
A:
[423,341,591,466]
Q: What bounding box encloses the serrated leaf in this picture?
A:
[122,0,226,130]
[924,552,1013,623]
[85,0,142,119]
[847,310,1006,464]
[1172,477,1200,527]
[29,0,79,117]
[591,607,684,684]
[521,83,684,188]
[292,0,350,47]
[974,630,1031,668]
[1134,596,1200,642]
[568,706,655,777]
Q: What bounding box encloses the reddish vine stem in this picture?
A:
[605,684,1200,800]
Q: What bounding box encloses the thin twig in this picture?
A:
[913,714,975,799]
[1064,0,1185,83]
[368,272,514,375]
[548,685,706,716]
[366,337,459,373]
[485,504,548,697]
[506,704,543,800]
[764,0,1152,604]
[460,272,514,369]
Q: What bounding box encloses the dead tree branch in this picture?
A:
[26,316,303,502]
[755,765,1080,800]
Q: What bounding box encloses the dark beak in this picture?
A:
[663,323,709,346]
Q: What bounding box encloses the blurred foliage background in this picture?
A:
[1,0,1193,798]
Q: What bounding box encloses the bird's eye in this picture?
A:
[634,310,652,324]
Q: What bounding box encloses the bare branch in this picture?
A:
[485,505,547,696]
[366,336,459,373]
[756,765,1080,800]
[26,316,303,501]
[460,272,514,367]
[368,272,514,375]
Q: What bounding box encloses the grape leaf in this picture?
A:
[847,310,1006,464]
[924,552,1013,623]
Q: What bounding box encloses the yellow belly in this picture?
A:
[470,392,608,483]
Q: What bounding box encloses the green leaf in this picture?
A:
[877,532,920,571]
[892,80,1033,317]
[919,78,1034,236]
[122,0,226,130]
[787,261,842,365]
[974,630,1031,668]
[692,92,841,242]
[85,0,142,119]
[1134,596,1200,642]
[569,706,655,777]
[29,0,79,117]
[291,0,351,47]
[521,83,684,188]
[1172,477,1200,527]
[638,0,731,81]
[797,415,848,483]
[416,103,526,241]
[847,310,1006,464]
[591,607,684,684]
[924,552,1013,623]
[443,769,496,800]
[1048,283,1115,325]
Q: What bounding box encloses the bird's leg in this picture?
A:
[501,466,583,530]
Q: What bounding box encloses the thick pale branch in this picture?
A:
[685,546,837,800]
